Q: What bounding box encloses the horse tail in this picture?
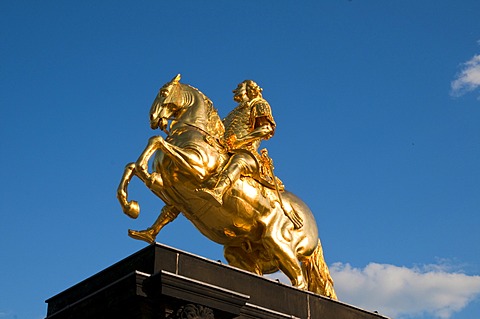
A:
[301,239,337,300]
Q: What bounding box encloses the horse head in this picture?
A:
[149,74,183,131]
[149,74,224,139]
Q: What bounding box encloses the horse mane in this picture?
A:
[183,83,225,138]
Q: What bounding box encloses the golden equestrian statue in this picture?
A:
[117,75,337,299]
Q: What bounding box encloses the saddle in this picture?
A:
[205,136,285,191]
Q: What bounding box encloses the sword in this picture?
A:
[261,149,303,229]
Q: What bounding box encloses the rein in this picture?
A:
[164,117,227,152]
[162,116,221,141]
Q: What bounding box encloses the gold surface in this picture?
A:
[117,75,337,299]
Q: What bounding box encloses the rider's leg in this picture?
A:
[197,153,255,206]
[128,205,180,244]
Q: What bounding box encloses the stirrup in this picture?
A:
[196,188,223,207]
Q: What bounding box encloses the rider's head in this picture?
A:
[245,80,262,100]
[233,80,263,102]
[233,82,248,103]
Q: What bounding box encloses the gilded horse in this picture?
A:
[117,75,336,299]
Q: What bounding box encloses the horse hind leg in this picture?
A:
[128,205,180,244]
[271,243,307,290]
[224,245,264,275]
[224,243,281,276]
[261,218,308,289]
[301,239,337,300]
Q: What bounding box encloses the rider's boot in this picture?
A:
[196,174,231,207]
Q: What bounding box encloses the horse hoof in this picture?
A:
[124,200,140,219]
[128,229,155,244]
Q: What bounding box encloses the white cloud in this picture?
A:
[330,262,480,319]
[451,53,480,98]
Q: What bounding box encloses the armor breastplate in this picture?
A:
[223,98,275,153]
[223,103,260,152]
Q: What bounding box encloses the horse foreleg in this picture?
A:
[128,205,180,244]
[134,136,163,182]
[130,137,166,196]
[117,163,141,219]
[151,136,208,181]
[118,137,166,219]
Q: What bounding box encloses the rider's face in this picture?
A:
[246,86,258,100]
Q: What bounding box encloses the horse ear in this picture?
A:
[171,74,181,84]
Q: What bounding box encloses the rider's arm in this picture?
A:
[232,116,274,148]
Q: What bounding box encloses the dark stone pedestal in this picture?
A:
[46,243,388,319]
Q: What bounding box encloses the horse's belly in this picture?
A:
[162,183,260,245]
[183,205,259,245]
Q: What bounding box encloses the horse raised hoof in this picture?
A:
[123,200,140,219]
[195,188,223,207]
[128,228,156,244]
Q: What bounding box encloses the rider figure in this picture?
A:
[197,80,276,206]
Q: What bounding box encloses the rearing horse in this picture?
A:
[117,75,337,299]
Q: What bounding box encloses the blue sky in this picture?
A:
[1,1,480,318]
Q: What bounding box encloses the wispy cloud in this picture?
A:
[451,47,480,99]
[330,262,480,319]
